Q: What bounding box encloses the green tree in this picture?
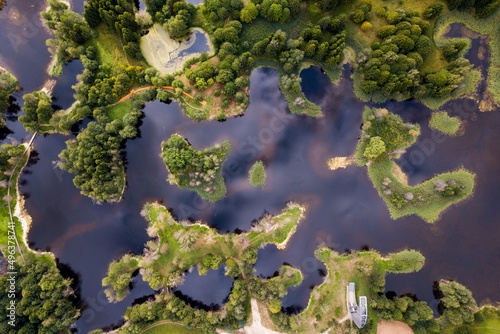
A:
[439,281,478,326]
[364,136,386,159]
[268,298,283,313]
[240,3,258,23]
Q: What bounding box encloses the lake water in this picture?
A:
[1,1,499,332]
[173,265,234,311]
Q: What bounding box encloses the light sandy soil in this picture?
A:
[243,299,283,334]
[377,320,415,334]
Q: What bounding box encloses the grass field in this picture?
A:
[475,319,500,334]
[429,111,462,135]
[142,322,204,334]
[440,318,500,334]
[106,101,132,120]
[91,24,145,71]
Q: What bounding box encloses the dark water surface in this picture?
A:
[0,0,53,93]
[22,67,500,332]
[173,265,234,310]
[52,60,84,110]
[1,1,498,331]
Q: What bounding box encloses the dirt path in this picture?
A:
[243,299,283,334]
[112,86,206,106]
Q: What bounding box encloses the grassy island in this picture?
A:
[161,134,231,202]
[0,69,17,126]
[429,110,461,135]
[357,107,474,223]
[248,160,266,187]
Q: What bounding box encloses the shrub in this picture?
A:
[423,3,445,19]
[361,21,373,31]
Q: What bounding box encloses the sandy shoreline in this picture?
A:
[12,138,56,260]
[275,206,305,250]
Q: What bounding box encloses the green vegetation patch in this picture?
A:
[349,0,480,108]
[106,101,133,121]
[19,91,54,134]
[369,156,475,223]
[58,122,127,203]
[475,318,500,334]
[0,142,80,333]
[383,249,425,273]
[294,247,429,333]
[429,110,461,135]
[142,322,205,334]
[0,69,17,126]
[246,203,304,247]
[0,144,29,257]
[434,10,500,108]
[103,201,305,333]
[356,107,474,223]
[248,160,266,187]
[161,134,231,202]
[355,107,420,166]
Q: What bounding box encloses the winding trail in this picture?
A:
[112,86,207,106]
[6,133,37,264]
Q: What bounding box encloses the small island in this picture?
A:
[248,160,266,187]
[356,107,474,223]
[161,134,231,202]
[429,110,462,135]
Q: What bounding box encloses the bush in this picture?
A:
[423,3,445,19]
[361,21,373,31]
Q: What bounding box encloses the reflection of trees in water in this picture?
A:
[0,124,13,141]
[0,1,5,11]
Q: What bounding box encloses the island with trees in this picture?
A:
[355,107,475,223]
[161,134,231,202]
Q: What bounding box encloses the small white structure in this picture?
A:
[347,283,368,328]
